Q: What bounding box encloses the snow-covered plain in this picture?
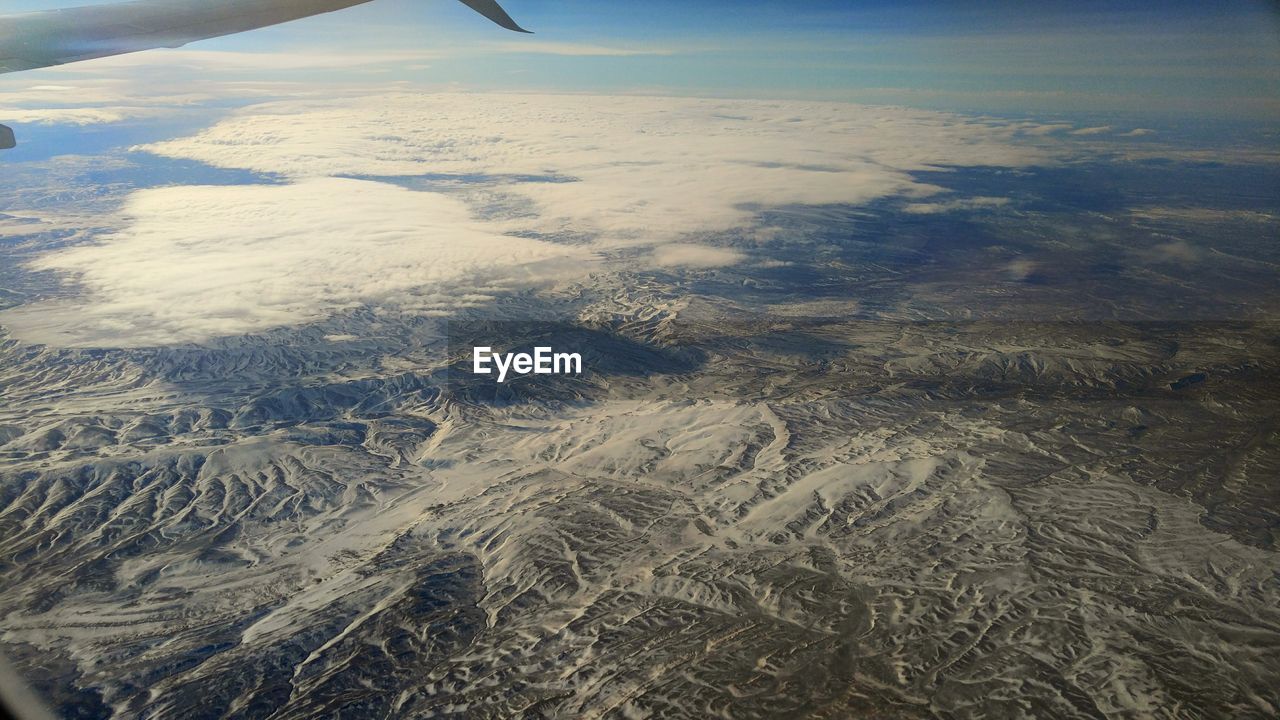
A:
[2,304,1278,718]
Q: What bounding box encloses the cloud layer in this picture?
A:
[9,93,1058,346]
[142,94,1052,244]
[9,177,586,346]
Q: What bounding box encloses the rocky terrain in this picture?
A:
[2,287,1278,718]
[1,93,1278,719]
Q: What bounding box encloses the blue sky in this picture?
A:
[5,0,1280,118]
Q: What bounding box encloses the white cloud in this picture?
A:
[1017,123,1074,136]
[7,93,1062,347]
[3,178,588,347]
[0,106,170,126]
[902,196,1011,214]
[0,77,220,116]
[1070,125,1114,135]
[1148,240,1200,263]
[141,93,1052,247]
[650,244,746,269]
[1004,258,1040,282]
[42,49,444,73]
[483,42,678,57]
[1130,206,1275,224]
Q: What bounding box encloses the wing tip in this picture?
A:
[458,0,532,33]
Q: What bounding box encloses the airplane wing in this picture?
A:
[457,0,529,33]
[0,0,528,148]
[0,0,528,75]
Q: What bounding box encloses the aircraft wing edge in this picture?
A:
[459,0,532,33]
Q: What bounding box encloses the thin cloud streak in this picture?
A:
[482,41,683,57]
